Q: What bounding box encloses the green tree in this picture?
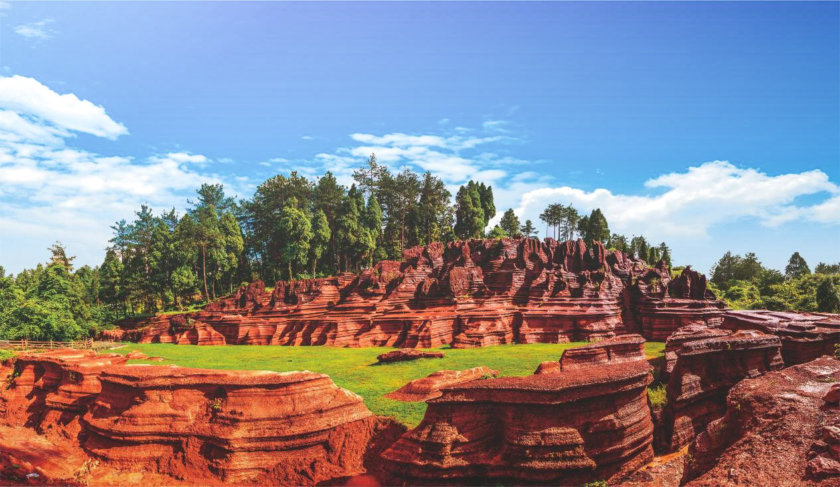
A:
[785,252,811,280]
[520,220,538,238]
[310,210,331,276]
[815,262,840,275]
[488,225,507,239]
[658,242,672,268]
[816,277,840,313]
[278,197,312,280]
[454,183,485,240]
[499,209,521,237]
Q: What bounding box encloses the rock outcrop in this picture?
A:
[379,335,654,485]
[629,266,727,341]
[112,238,728,348]
[385,366,498,402]
[0,350,378,485]
[376,349,445,364]
[723,309,840,365]
[659,330,784,452]
[684,356,840,486]
[662,325,732,382]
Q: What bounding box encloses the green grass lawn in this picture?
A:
[109,342,666,427]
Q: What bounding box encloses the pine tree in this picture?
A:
[499,209,520,237]
[658,242,672,268]
[785,252,811,280]
[520,220,538,238]
[454,184,485,239]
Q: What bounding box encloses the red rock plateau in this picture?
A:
[0,350,378,485]
[385,366,498,402]
[379,335,655,485]
[723,309,840,365]
[659,330,784,452]
[684,356,840,486]
[112,238,730,348]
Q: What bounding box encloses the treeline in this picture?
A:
[1,154,677,340]
[709,251,840,313]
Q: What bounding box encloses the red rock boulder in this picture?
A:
[385,366,498,402]
[376,349,445,364]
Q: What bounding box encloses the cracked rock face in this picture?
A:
[684,356,840,486]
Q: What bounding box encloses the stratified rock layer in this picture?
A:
[380,335,654,485]
[83,365,376,484]
[660,330,784,452]
[684,356,840,486]
[0,350,377,485]
[116,238,728,347]
[662,325,732,382]
[723,309,840,365]
[385,366,498,402]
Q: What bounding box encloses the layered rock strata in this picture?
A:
[628,267,727,341]
[723,309,840,365]
[662,325,731,382]
[385,366,498,402]
[0,351,378,485]
[659,330,784,452]
[115,238,728,347]
[82,365,377,484]
[380,335,654,485]
[684,356,840,486]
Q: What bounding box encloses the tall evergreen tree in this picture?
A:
[499,209,521,237]
[520,220,538,238]
[785,252,811,280]
[278,197,312,280]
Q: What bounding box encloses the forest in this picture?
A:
[0,155,837,341]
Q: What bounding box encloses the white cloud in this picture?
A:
[0,75,127,139]
[515,161,839,241]
[0,76,242,272]
[13,19,55,40]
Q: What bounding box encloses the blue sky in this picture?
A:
[0,1,837,274]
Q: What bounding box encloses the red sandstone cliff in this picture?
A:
[115,238,729,348]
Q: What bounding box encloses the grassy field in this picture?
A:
[109,341,666,426]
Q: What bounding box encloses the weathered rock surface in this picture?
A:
[376,349,445,364]
[662,325,732,382]
[659,330,784,452]
[385,366,498,402]
[83,365,376,484]
[684,356,840,486]
[379,335,654,485]
[629,266,727,342]
[0,350,379,485]
[723,309,840,365]
[112,238,728,347]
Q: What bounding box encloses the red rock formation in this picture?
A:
[684,356,840,486]
[111,238,727,348]
[83,365,377,484]
[380,335,654,485]
[629,267,727,341]
[659,330,784,452]
[174,320,227,345]
[723,309,840,365]
[376,349,445,364]
[662,325,731,382]
[385,366,498,402]
[0,351,379,485]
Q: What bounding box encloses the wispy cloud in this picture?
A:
[0,75,242,271]
[13,19,55,40]
[515,161,840,240]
